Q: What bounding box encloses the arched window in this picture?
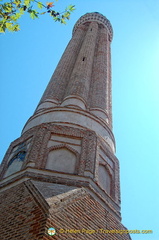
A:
[4,151,26,178]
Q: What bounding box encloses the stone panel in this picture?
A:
[46,147,77,174]
[98,164,111,195]
[47,134,81,153]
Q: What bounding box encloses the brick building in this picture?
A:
[0,12,131,239]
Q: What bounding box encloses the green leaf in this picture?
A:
[63,11,70,20]
[20,7,24,14]
[37,2,43,9]
[24,0,31,7]
[11,12,22,21]
[30,10,38,19]
[3,3,12,13]
[66,5,75,12]
[0,28,5,33]
[13,23,20,31]
[61,18,66,24]
[0,23,5,33]
[13,0,22,7]
[6,22,15,31]
[6,22,12,28]
[53,16,60,22]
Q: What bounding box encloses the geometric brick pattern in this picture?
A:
[0,123,120,206]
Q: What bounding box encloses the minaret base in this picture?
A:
[0,180,131,240]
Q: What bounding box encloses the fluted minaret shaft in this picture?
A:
[89,26,112,125]
[35,12,113,127]
[36,25,86,111]
[62,22,98,109]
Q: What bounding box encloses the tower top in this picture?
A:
[73,12,113,41]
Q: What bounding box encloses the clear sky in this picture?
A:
[0,0,159,239]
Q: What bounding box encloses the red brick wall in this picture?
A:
[0,181,131,240]
[0,181,48,240]
[44,189,131,240]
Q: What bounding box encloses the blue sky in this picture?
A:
[0,0,159,239]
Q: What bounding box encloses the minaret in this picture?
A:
[0,13,131,240]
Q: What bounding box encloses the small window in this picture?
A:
[82,57,86,61]
[8,151,26,167]
[4,151,26,178]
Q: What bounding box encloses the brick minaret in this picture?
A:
[0,13,131,240]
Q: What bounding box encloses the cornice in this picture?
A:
[73,12,113,41]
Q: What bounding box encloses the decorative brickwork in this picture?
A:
[0,123,119,206]
[73,12,113,41]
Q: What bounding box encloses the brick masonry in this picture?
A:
[33,12,113,127]
[0,123,120,213]
[0,181,48,240]
[45,187,131,240]
[0,180,131,240]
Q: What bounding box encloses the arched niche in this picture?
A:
[46,146,77,174]
[4,151,26,178]
[98,164,112,195]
